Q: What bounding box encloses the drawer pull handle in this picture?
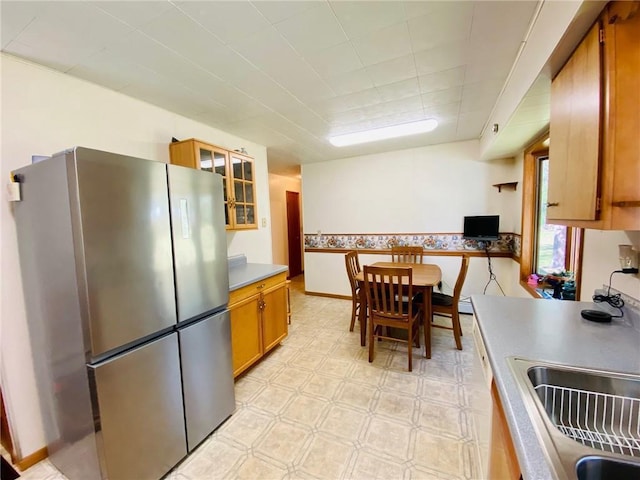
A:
[257,283,266,289]
[546,202,559,207]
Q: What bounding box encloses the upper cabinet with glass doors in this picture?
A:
[169,139,258,230]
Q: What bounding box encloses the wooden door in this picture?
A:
[286,191,302,278]
[229,295,262,377]
[261,283,288,353]
[548,21,602,221]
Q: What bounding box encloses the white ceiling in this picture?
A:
[2,1,553,174]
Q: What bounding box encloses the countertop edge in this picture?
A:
[229,263,288,291]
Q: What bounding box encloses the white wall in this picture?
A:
[301,140,521,297]
[0,54,273,458]
[268,173,302,268]
[580,230,640,302]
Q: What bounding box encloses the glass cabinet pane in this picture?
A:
[234,181,244,202]
[243,161,252,181]
[199,149,213,172]
[232,158,242,179]
[245,206,255,224]
[214,153,226,176]
[234,205,245,224]
[245,185,253,203]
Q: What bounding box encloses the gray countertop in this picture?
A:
[228,262,288,291]
[471,294,640,480]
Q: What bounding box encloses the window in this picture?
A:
[520,135,583,298]
[535,157,569,274]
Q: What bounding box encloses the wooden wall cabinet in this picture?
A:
[228,272,288,377]
[547,1,640,230]
[169,138,258,230]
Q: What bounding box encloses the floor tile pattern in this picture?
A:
[17,275,491,480]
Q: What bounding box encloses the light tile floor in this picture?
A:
[17,275,491,480]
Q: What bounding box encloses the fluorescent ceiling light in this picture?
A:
[329,119,438,147]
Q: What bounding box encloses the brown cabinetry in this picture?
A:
[169,138,258,230]
[489,380,521,479]
[548,1,640,230]
[229,272,288,377]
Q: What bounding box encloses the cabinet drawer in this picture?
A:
[229,272,287,307]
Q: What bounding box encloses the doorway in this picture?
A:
[286,191,302,278]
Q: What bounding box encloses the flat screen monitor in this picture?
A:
[463,215,499,241]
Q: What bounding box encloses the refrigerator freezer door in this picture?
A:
[168,164,229,323]
[72,148,177,357]
[179,310,235,451]
[90,333,187,480]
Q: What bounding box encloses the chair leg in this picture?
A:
[349,298,357,332]
[452,311,462,350]
[407,325,413,372]
[424,312,432,359]
[368,319,375,363]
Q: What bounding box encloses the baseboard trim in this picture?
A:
[16,447,47,471]
[305,291,351,301]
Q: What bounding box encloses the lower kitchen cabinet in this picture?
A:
[229,272,288,377]
[489,380,521,480]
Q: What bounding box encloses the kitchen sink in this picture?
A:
[576,456,640,480]
[508,358,640,480]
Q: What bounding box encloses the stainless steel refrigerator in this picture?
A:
[13,147,235,480]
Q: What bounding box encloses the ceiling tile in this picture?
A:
[421,86,463,108]
[470,1,538,44]
[460,79,504,113]
[251,1,319,24]
[323,68,374,96]
[365,54,417,87]
[418,66,466,94]
[139,8,226,68]
[273,105,330,136]
[414,40,467,76]
[456,110,488,140]
[313,88,382,116]
[174,1,271,44]
[199,46,260,85]
[304,41,363,78]
[1,1,39,49]
[376,78,420,103]
[408,2,473,51]
[351,22,412,66]
[93,1,175,29]
[330,1,407,38]
[4,2,132,71]
[233,70,301,111]
[275,3,347,56]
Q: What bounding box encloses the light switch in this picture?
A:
[261,218,267,227]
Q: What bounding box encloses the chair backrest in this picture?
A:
[363,265,414,320]
[452,255,470,303]
[345,251,361,293]
[391,246,424,264]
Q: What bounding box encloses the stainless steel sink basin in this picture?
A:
[508,358,640,480]
[576,456,640,480]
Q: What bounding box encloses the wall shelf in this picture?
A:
[493,182,518,192]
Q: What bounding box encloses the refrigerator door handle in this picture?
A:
[179,198,190,239]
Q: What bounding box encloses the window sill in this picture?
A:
[520,280,544,299]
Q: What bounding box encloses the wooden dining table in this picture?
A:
[354,261,442,358]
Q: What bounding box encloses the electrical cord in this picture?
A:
[483,243,506,295]
[592,270,625,317]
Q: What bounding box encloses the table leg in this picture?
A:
[359,284,367,346]
[423,285,432,359]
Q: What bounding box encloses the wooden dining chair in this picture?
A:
[391,245,424,264]
[363,265,421,372]
[344,251,362,332]
[431,255,470,350]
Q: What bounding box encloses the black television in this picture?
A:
[463,215,499,241]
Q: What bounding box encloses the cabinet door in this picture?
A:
[261,283,288,353]
[548,22,602,221]
[230,295,262,377]
[228,152,257,229]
